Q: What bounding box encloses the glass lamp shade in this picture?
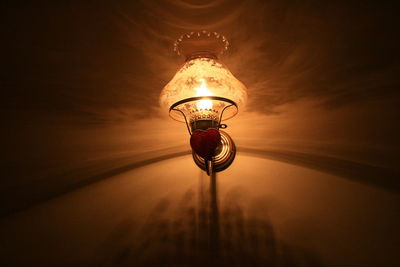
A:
[160,57,247,130]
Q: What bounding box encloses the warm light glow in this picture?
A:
[195,78,213,110]
[160,57,247,111]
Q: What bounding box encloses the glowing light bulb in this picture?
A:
[195,78,213,110]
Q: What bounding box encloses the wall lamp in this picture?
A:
[160,31,247,175]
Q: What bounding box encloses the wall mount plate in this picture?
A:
[192,130,236,172]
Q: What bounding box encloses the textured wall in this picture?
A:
[1,0,399,265]
[0,155,398,266]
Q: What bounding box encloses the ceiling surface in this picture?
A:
[0,0,399,265]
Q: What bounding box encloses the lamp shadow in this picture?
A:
[97,173,323,267]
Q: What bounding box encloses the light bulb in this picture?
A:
[195,78,213,110]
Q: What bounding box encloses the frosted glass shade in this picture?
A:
[160,57,247,123]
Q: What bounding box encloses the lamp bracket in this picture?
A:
[193,130,236,173]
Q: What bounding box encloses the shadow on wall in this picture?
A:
[97,173,323,266]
